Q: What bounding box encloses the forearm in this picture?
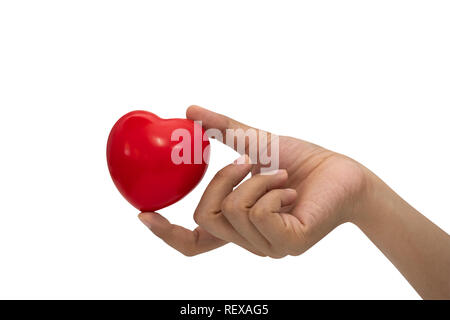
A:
[352,169,450,299]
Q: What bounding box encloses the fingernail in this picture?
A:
[233,154,251,165]
[260,169,285,176]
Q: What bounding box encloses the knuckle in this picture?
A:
[221,197,237,216]
[193,211,214,229]
[248,205,266,223]
[193,210,203,225]
[289,250,304,257]
[287,243,307,256]
[268,252,286,259]
[222,195,252,220]
[181,248,198,257]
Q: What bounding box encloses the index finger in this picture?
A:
[186,105,254,134]
[186,105,273,157]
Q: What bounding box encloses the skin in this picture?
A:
[139,105,450,299]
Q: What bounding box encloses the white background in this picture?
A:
[0,1,449,299]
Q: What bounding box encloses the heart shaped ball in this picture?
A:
[107,110,210,211]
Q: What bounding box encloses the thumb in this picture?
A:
[138,212,226,256]
[186,105,273,156]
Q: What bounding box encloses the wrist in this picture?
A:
[348,165,396,228]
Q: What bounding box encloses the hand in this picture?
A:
[138,105,450,299]
[139,105,368,257]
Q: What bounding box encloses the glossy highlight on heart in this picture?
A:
[107,110,210,212]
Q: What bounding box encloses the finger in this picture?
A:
[193,157,266,256]
[139,212,226,256]
[221,170,289,255]
[249,188,302,253]
[186,105,254,134]
[230,169,288,209]
[186,105,273,157]
[195,154,252,214]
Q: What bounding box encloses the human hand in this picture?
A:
[138,105,450,299]
[139,105,368,257]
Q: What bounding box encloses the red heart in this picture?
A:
[107,110,210,211]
